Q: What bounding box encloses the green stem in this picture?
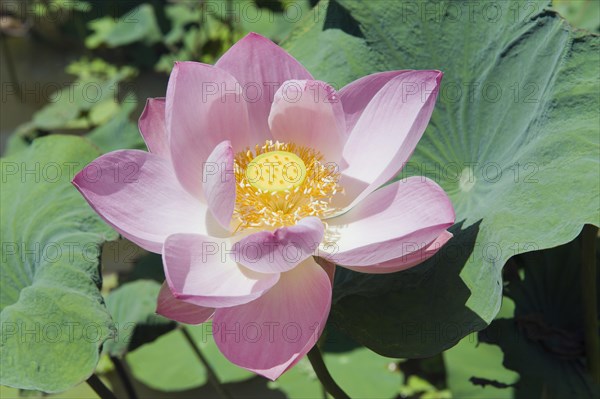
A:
[581,224,600,383]
[180,326,233,399]
[109,356,138,399]
[307,345,350,399]
[86,374,117,399]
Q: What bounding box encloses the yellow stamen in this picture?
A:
[233,140,342,230]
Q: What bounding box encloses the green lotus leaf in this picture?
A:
[482,237,600,397]
[285,0,600,356]
[127,324,253,391]
[0,135,119,392]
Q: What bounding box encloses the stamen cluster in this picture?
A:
[233,140,342,230]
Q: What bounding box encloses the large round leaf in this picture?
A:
[284,0,600,357]
[127,324,253,391]
[444,299,518,398]
[0,135,119,392]
[482,237,600,397]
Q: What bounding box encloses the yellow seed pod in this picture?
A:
[246,150,307,192]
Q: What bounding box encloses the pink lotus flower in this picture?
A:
[73,33,455,380]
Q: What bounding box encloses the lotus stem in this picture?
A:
[86,374,117,399]
[180,326,233,399]
[109,356,138,399]
[307,345,350,399]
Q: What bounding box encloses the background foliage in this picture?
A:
[1,0,598,398]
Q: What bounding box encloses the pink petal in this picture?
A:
[322,176,455,266]
[72,150,209,253]
[156,282,214,324]
[231,217,324,273]
[166,61,252,199]
[338,71,408,133]
[163,234,280,308]
[337,70,443,209]
[212,257,332,380]
[138,97,170,159]
[203,141,235,230]
[216,33,313,138]
[342,230,453,274]
[268,80,346,162]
